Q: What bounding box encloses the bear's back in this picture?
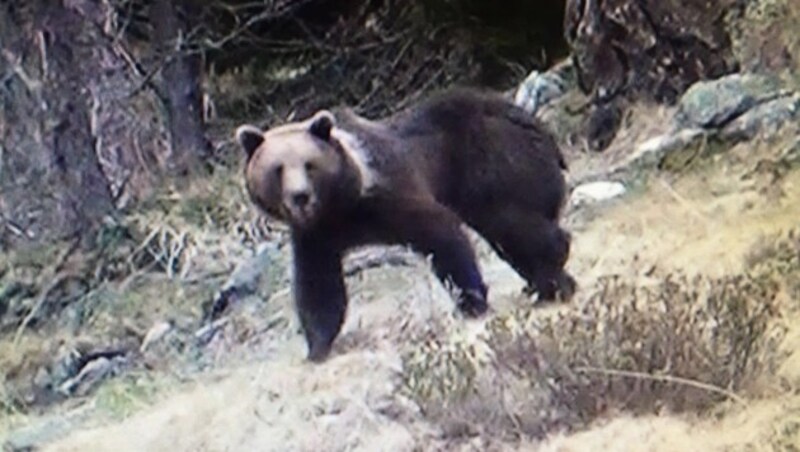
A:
[332,88,568,218]
[384,88,568,217]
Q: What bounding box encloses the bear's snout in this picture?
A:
[291,192,310,208]
[283,189,318,227]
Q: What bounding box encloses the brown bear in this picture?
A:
[235,87,575,362]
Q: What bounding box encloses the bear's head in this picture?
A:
[235,110,361,230]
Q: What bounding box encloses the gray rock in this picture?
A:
[57,356,124,397]
[225,242,279,295]
[674,73,787,129]
[514,62,573,115]
[203,242,280,322]
[570,74,798,187]
[721,93,800,141]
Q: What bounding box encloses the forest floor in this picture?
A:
[3,107,800,451]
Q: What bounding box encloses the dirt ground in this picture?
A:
[14,122,800,451]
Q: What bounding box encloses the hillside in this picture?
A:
[3,0,800,449]
[2,95,797,451]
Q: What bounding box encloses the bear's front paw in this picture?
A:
[457,290,489,317]
[306,341,334,363]
[524,271,577,304]
[557,272,577,302]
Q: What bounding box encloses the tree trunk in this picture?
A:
[0,1,114,249]
[150,0,211,179]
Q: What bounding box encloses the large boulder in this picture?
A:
[674,73,787,129]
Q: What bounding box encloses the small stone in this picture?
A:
[514,67,570,115]
[571,181,627,205]
[140,320,174,353]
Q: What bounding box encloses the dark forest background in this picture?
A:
[0,0,568,251]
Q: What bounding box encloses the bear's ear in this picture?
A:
[235,125,265,159]
[308,110,335,142]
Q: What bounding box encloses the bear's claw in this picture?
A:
[306,340,334,363]
[458,291,489,317]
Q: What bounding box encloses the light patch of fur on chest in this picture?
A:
[330,128,379,195]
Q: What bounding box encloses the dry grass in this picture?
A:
[0,168,292,422]
[745,229,800,304]
[404,135,800,444]
[402,231,795,442]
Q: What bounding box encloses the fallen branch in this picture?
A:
[574,366,747,406]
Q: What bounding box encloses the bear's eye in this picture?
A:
[273,164,284,177]
[304,162,316,173]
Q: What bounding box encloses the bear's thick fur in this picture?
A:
[236,88,575,362]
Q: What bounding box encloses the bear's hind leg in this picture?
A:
[468,208,575,303]
[292,236,348,362]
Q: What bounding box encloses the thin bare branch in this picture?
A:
[574,366,747,405]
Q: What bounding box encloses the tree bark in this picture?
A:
[0,1,115,249]
[150,0,211,178]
